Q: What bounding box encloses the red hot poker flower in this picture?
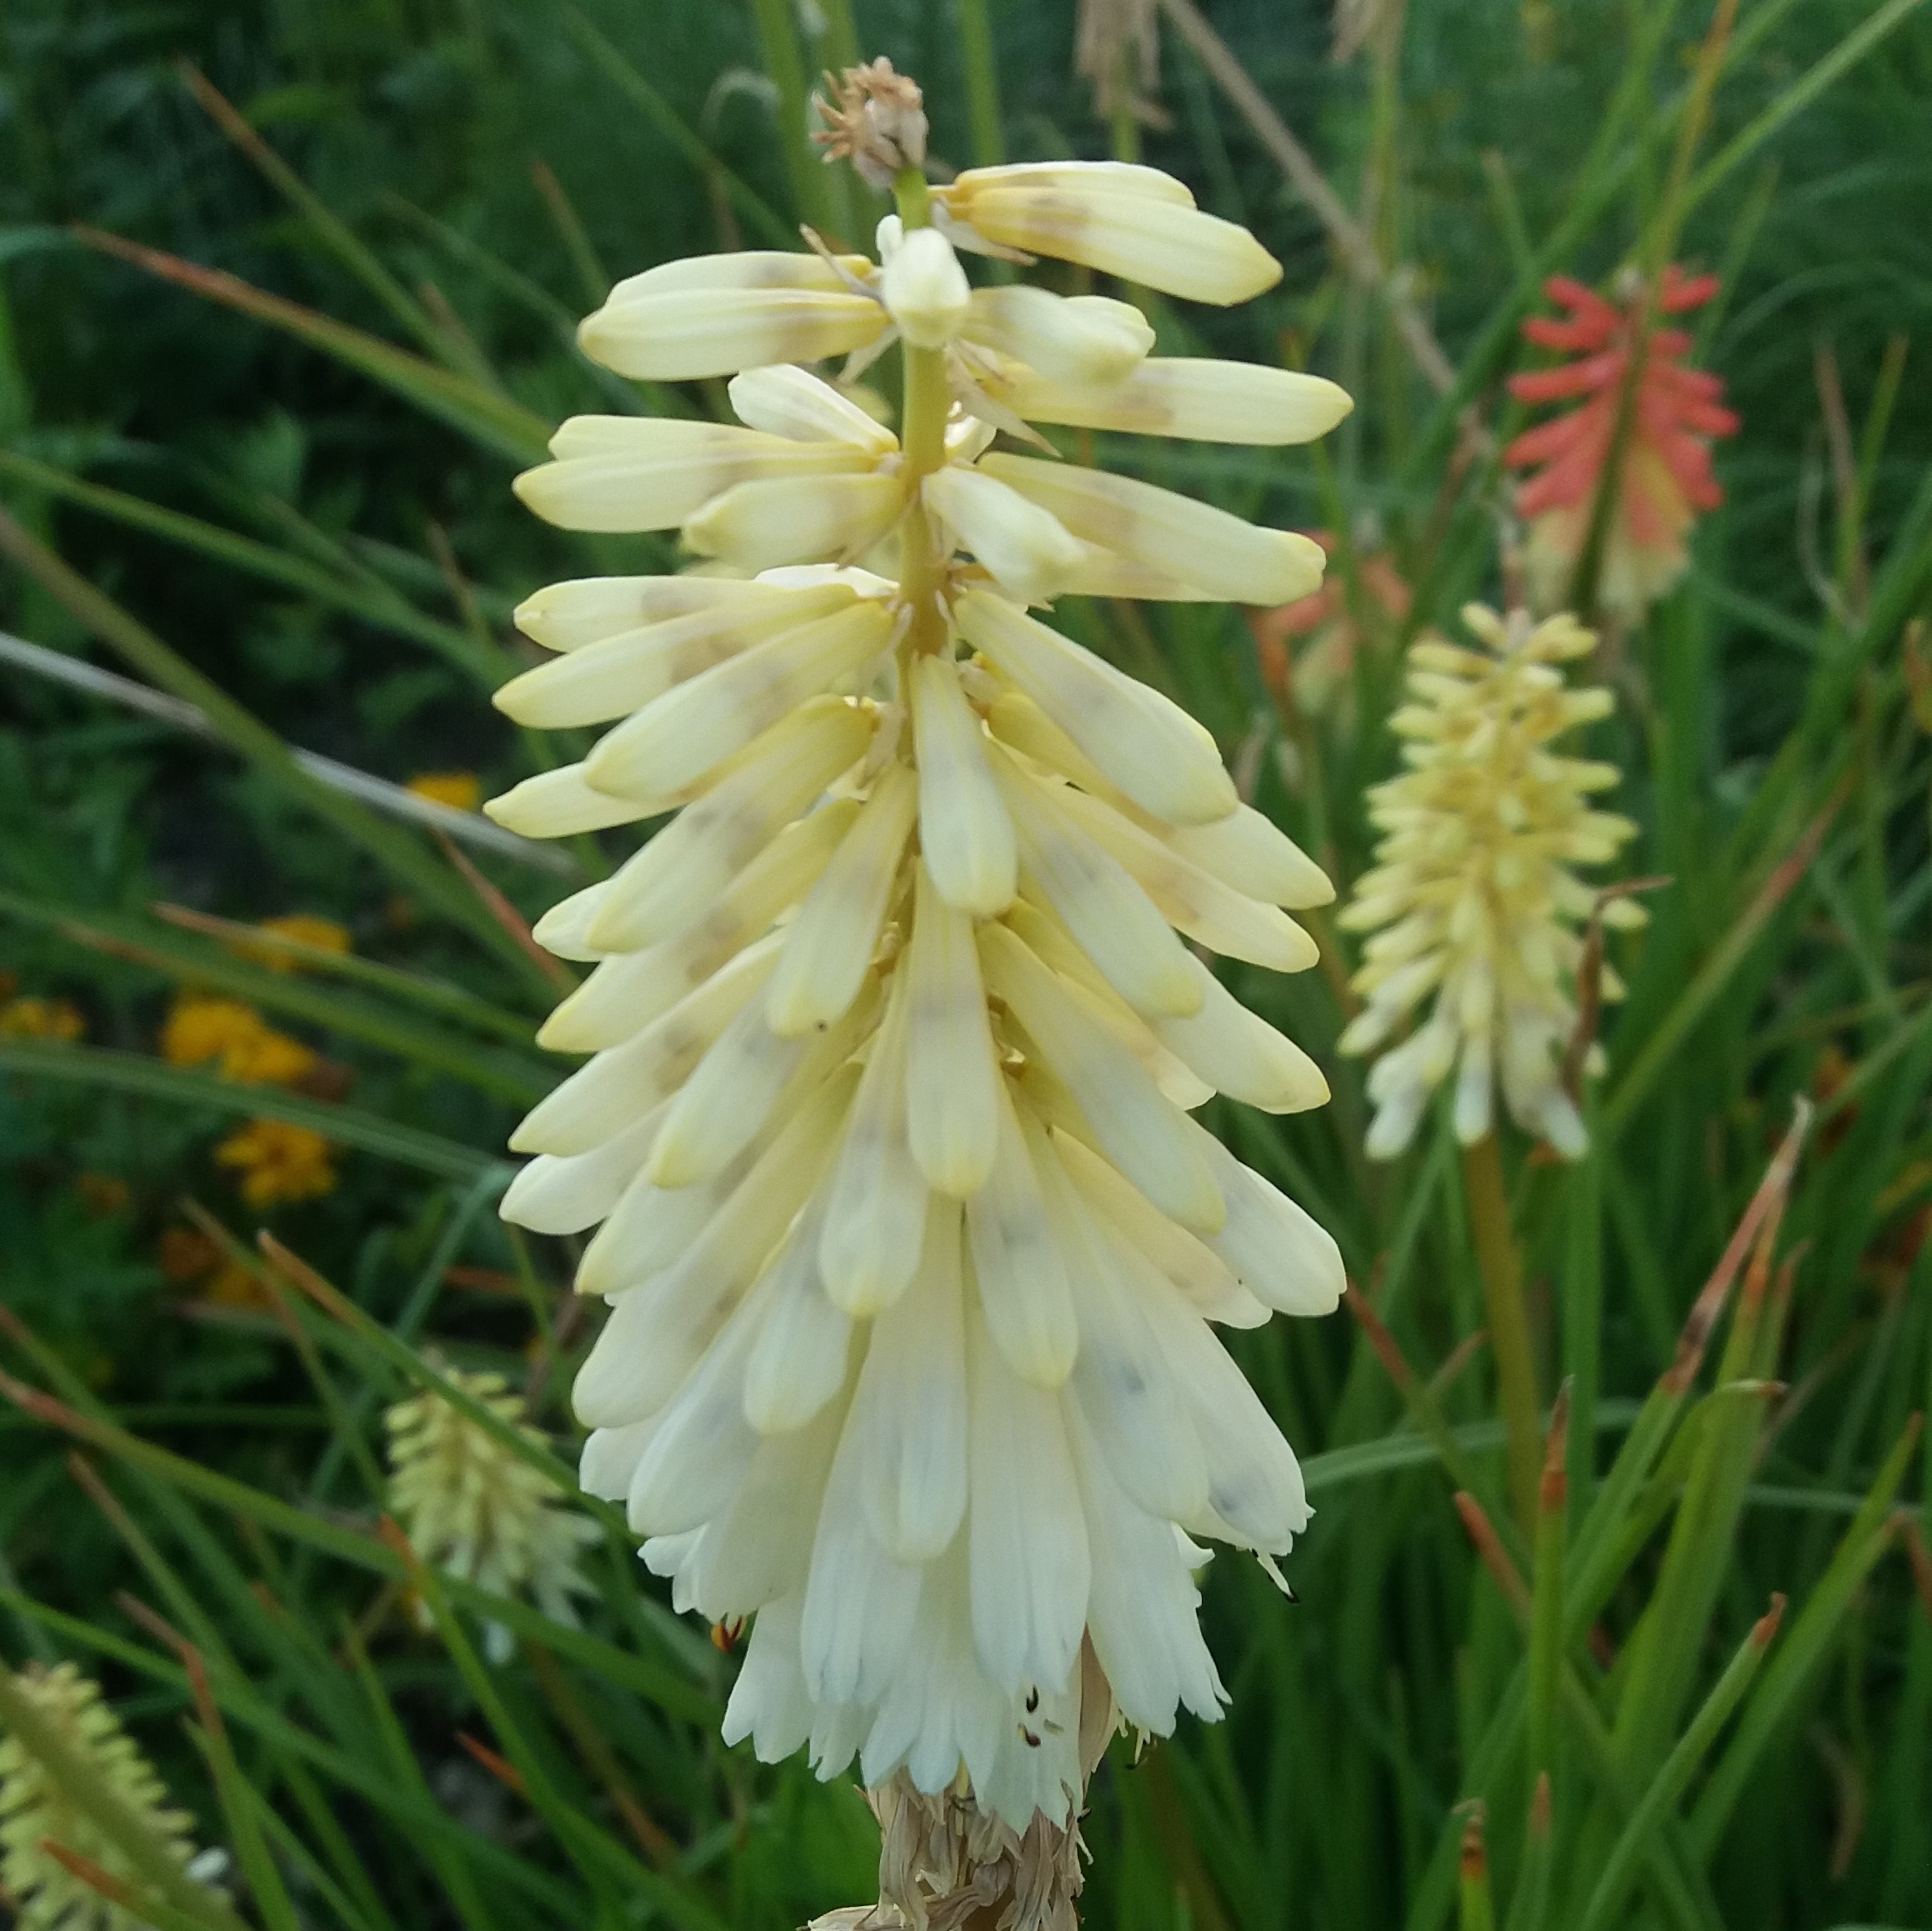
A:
[1503,268,1739,618]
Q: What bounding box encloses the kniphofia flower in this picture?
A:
[1337,604,1644,1158]
[494,63,1350,1853]
[1503,268,1739,619]
[385,1368,600,1661]
[0,1662,202,1931]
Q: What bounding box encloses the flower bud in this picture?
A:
[879,224,971,348]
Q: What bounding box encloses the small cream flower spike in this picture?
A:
[0,1663,201,1931]
[1338,603,1644,1159]
[384,1368,599,1660]
[494,61,1352,1843]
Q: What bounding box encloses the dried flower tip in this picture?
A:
[814,58,928,190]
[1076,0,1169,129]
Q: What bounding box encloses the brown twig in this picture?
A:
[1154,0,1458,398]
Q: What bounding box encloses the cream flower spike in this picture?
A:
[384,1368,601,1662]
[1337,603,1646,1160]
[497,58,1351,1854]
[0,1662,203,1931]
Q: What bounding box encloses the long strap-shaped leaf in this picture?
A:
[0,1038,498,1179]
[0,886,555,1104]
[71,228,551,465]
[0,510,562,995]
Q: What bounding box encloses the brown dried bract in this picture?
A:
[813,58,928,190]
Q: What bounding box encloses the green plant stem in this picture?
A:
[1575,1602,1783,1931]
[749,0,833,233]
[1464,1133,1543,1533]
[956,0,1006,167]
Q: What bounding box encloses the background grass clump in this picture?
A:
[3,2,1931,1928]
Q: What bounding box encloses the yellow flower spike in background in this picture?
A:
[0,1663,203,1931]
[384,1368,600,1664]
[495,56,1351,1915]
[1337,603,1645,1159]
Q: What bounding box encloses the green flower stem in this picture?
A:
[955,0,1006,168]
[1463,1132,1543,1535]
[891,166,952,659]
[0,1670,245,1931]
[748,0,833,234]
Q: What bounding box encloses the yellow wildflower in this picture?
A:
[0,996,86,1042]
[236,914,353,972]
[215,1118,338,1207]
[1337,603,1644,1158]
[160,996,318,1085]
[408,772,483,812]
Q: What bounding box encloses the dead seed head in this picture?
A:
[813,58,928,190]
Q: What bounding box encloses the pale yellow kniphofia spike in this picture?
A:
[1338,603,1644,1160]
[497,83,1353,1837]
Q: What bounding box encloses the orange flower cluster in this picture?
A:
[1504,268,1739,619]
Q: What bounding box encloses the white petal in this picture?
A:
[728,363,898,454]
[514,573,797,652]
[1053,1127,1269,1328]
[648,975,873,1188]
[853,1200,971,1563]
[484,763,665,837]
[817,969,931,1315]
[579,285,886,383]
[879,226,970,348]
[1067,1403,1225,1733]
[577,698,873,959]
[961,286,1153,385]
[903,863,1003,1196]
[514,421,868,534]
[992,360,1351,446]
[1054,784,1319,972]
[513,942,780,1155]
[499,1107,664,1234]
[683,473,905,573]
[741,1203,853,1435]
[765,763,915,1036]
[801,1408,923,1706]
[722,1593,815,1761]
[909,652,1019,916]
[584,603,891,799]
[493,583,853,728]
[965,1083,1079,1388]
[980,454,1324,607]
[979,921,1224,1233]
[955,588,1236,827]
[990,747,1202,1019]
[1183,1117,1346,1316]
[1047,1144,1209,1523]
[965,1301,1089,1696]
[939,174,1279,306]
[922,466,1084,606]
[1151,956,1330,1113]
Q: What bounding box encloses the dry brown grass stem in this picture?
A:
[1154,0,1456,396]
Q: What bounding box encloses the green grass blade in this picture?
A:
[0,1038,501,1179]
